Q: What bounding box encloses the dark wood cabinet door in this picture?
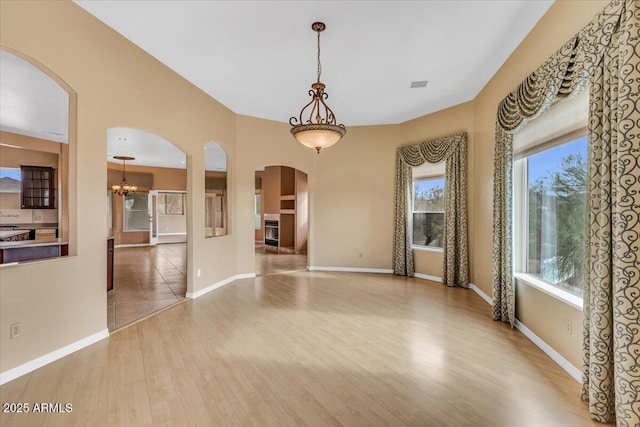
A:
[20,166,55,209]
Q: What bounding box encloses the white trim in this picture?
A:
[515,319,582,383]
[414,273,442,283]
[114,243,151,248]
[466,280,581,384]
[307,266,393,274]
[157,232,187,236]
[412,245,444,253]
[0,329,109,386]
[187,273,256,299]
[469,283,493,305]
[514,273,583,310]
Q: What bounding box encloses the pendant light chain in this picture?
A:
[317,29,322,83]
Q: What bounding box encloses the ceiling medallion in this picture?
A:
[112,155,137,196]
[290,22,346,154]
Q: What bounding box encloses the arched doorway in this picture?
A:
[254,165,308,275]
[107,127,188,330]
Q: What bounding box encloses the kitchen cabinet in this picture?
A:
[21,166,55,209]
[0,240,68,264]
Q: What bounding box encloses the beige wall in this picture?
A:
[313,123,400,269]
[107,161,188,191]
[470,0,608,368]
[0,0,610,378]
[0,0,237,372]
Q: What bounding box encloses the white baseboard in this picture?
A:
[469,283,493,305]
[187,273,256,299]
[414,273,442,283]
[307,266,394,274]
[514,319,582,383]
[467,281,581,384]
[0,329,109,386]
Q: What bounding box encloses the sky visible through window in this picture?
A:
[528,136,587,186]
[414,178,445,200]
[0,168,20,180]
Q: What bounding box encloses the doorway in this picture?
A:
[255,166,308,275]
[107,127,188,331]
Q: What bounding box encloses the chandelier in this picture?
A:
[290,22,346,153]
[112,155,137,196]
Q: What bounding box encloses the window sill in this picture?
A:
[412,245,443,253]
[514,272,583,311]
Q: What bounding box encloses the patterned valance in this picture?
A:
[397,133,461,166]
[492,0,639,424]
[495,0,624,135]
[394,132,468,288]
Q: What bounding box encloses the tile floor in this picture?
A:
[107,243,186,331]
[106,242,305,330]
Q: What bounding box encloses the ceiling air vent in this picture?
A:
[410,80,428,88]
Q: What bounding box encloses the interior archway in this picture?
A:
[0,46,76,261]
[254,165,308,275]
[106,127,188,331]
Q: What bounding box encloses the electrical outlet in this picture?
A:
[10,322,21,339]
[197,269,201,278]
[565,319,572,336]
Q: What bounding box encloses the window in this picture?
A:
[123,193,149,231]
[413,177,445,248]
[515,136,587,298]
[157,192,185,215]
[0,167,21,193]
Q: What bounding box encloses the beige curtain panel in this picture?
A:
[492,0,640,424]
[393,132,469,288]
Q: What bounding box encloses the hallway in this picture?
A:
[107,243,186,330]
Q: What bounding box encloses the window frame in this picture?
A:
[411,174,446,251]
[513,132,587,310]
[122,192,150,232]
[157,191,186,216]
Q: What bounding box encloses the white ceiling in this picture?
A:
[0,51,227,170]
[107,128,227,171]
[74,0,553,126]
[2,1,554,170]
[0,50,69,143]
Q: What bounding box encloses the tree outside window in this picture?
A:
[413,177,445,248]
[523,136,587,297]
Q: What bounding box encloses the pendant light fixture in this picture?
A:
[289,22,346,153]
[112,155,137,196]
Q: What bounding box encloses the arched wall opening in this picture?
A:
[106,127,189,331]
[0,46,77,261]
[254,165,308,276]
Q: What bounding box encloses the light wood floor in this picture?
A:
[255,242,307,276]
[107,244,187,331]
[1,271,597,426]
